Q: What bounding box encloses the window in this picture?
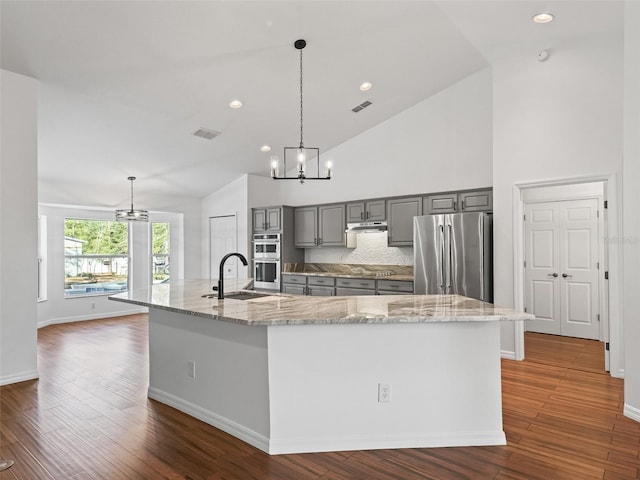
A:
[151,222,170,284]
[64,218,129,296]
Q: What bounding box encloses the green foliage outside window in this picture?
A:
[65,219,128,254]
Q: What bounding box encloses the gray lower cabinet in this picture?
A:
[283,284,306,295]
[377,280,414,295]
[295,205,345,247]
[307,286,335,296]
[387,197,422,246]
[346,200,386,222]
[335,277,376,296]
[282,275,336,296]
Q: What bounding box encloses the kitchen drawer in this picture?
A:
[307,286,334,296]
[336,287,375,296]
[307,276,336,287]
[283,285,306,295]
[336,278,375,289]
[377,290,413,295]
[376,280,414,293]
[282,274,306,285]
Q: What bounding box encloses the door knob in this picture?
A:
[548,273,558,278]
[562,273,572,278]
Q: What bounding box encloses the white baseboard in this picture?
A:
[0,369,39,386]
[267,430,506,455]
[147,387,270,454]
[38,307,147,329]
[612,368,625,379]
[148,387,506,455]
[624,403,640,423]
[501,350,517,360]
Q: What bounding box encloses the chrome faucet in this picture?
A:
[218,252,248,299]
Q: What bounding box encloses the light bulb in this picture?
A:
[270,156,279,177]
[326,160,333,178]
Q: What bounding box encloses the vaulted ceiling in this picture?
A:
[0,1,624,209]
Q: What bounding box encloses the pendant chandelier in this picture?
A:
[271,39,332,184]
[115,176,149,222]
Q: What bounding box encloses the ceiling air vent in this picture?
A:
[193,128,221,140]
[352,100,372,113]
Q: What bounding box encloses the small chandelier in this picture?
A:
[115,176,149,222]
[271,39,332,184]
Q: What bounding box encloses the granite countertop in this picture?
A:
[109,279,533,327]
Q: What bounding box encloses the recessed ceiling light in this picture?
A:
[229,99,243,109]
[260,145,271,152]
[533,13,554,24]
[359,82,373,92]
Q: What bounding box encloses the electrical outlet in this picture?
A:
[378,383,391,403]
[188,361,196,379]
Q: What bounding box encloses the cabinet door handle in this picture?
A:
[360,212,364,220]
[360,282,370,287]
[343,281,351,285]
[460,200,465,211]
[453,201,457,211]
[548,273,558,278]
[562,273,573,278]
[389,284,399,288]
[366,211,370,220]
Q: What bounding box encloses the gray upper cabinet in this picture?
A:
[459,190,493,213]
[387,197,422,246]
[424,193,458,214]
[294,207,318,247]
[346,202,366,223]
[345,200,386,222]
[318,205,346,246]
[253,207,281,233]
[295,205,345,247]
[423,189,493,215]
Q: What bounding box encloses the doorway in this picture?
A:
[209,215,238,281]
[524,198,601,340]
[517,180,611,372]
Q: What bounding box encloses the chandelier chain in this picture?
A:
[299,47,304,148]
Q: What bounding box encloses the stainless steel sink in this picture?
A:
[201,291,273,300]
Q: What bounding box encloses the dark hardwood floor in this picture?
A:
[1,316,638,479]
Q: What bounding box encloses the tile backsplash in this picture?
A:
[304,232,413,265]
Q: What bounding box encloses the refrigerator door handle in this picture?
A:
[439,225,445,290]
[447,224,453,291]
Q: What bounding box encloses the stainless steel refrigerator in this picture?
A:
[413,213,493,302]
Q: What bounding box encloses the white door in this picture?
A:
[525,199,601,340]
[209,215,237,281]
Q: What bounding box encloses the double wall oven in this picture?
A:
[253,233,280,290]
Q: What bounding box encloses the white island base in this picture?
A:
[147,307,505,455]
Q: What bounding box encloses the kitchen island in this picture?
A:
[110,279,532,454]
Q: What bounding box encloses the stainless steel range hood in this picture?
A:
[346,221,388,233]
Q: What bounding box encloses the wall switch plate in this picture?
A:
[188,361,196,379]
[378,383,391,402]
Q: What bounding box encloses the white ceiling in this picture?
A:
[0,1,624,209]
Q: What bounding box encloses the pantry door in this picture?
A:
[209,215,238,281]
[524,198,601,340]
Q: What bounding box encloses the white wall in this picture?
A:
[272,68,493,207]
[623,1,640,421]
[201,175,251,279]
[492,33,624,356]
[0,70,39,385]
[36,204,187,327]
